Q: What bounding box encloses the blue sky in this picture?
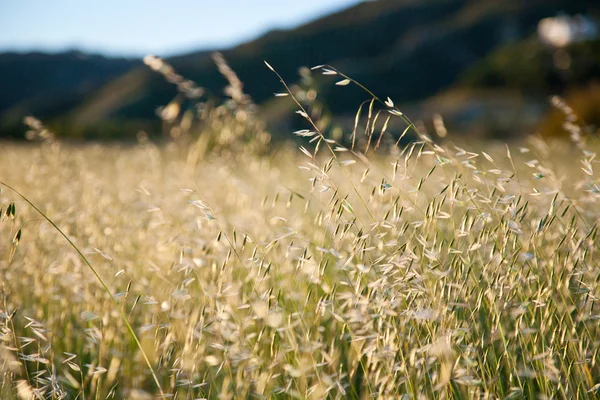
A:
[0,0,362,57]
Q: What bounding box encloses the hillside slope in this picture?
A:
[0,51,139,137]
[0,0,598,139]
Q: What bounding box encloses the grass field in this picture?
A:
[1,62,600,399]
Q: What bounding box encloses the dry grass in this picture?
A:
[1,59,600,400]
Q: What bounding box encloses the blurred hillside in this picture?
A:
[0,0,598,140]
[0,51,140,138]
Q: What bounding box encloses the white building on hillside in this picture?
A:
[538,14,598,48]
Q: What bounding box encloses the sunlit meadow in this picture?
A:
[1,55,600,399]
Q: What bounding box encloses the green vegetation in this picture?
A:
[461,38,600,94]
[1,56,600,399]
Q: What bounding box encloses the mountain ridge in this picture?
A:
[0,0,598,139]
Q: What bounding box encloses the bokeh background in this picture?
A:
[1,0,599,142]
